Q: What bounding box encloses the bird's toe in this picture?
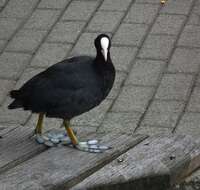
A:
[76,140,111,153]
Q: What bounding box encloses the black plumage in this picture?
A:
[8,34,115,120]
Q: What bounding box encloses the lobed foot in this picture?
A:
[35,129,72,147]
[75,140,111,153]
[34,129,111,153]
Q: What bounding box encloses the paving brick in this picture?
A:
[155,74,193,101]
[99,0,131,11]
[86,11,124,33]
[188,13,200,25]
[71,99,113,127]
[0,98,31,125]
[24,9,60,30]
[71,32,107,56]
[38,0,70,9]
[61,0,99,21]
[31,42,71,68]
[111,46,137,72]
[112,86,154,112]
[47,21,85,43]
[6,30,47,53]
[135,125,172,136]
[0,52,31,80]
[124,3,159,24]
[15,68,44,89]
[168,48,200,73]
[26,114,62,131]
[135,0,159,3]
[187,87,200,112]
[0,18,22,40]
[112,23,148,46]
[99,111,142,134]
[107,71,127,100]
[142,100,184,128]
[178,25,200,48]
[125,59,165,86]
[150,14,186,35]
[138,35,176,60]
[161,0,193,15]
[175,112,200,137]
[0,40,6,51]
[0,0,7,7]
[0,0,38,18]
[0,79,15,105]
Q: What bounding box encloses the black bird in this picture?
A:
[8,34,115,152]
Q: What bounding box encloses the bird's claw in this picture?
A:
[75,140,111,153]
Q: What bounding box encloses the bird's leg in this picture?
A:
[35,113,44,134]
[63,120,111,153]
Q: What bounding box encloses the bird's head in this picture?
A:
[94,34,111,62]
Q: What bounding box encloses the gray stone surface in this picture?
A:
[0,52,31,80]
[61,0,99,21]
[71,32,103,56]
[125,59,165,86]
[187,87,200,112]
[0,98,31,125]
[168,48,200,73]
[38,0,70,9]
[0,18,22,40]
[0,40,6,52]
[99,111,142,134]
[150,14,186,35]
[138,34,176,60]
[111,46,137,72]
[0,79,15,105]
[86,11,124,33]
[142,100,184,128]
[23,9,60,30]
[6,30,47,53]
[124,3,159,24]
[155,74,193,101]
[175,112,200,138]
[47,21,85,43]
[99,0,131,11]
[178,25,200,48]
[0,0,38,18]
[161,0,194,15]
[135,125,172,136]
[31,42,71,68]
[112,86,154,112]
[113,23,148,46]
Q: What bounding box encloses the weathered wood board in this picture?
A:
[71,135,200,190]
[0,126,48,174]
[0,132,147,190]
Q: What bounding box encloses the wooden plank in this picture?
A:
[71,135,200,190]
[0,126,47,174]
[0,133,147,190]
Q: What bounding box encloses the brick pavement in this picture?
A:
[0,0,200,187]
[0,0,200,175]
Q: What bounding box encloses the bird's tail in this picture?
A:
[8,90,23,109]
[9,90,20,98]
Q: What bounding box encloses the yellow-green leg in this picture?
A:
[63,119,111,153]
[35,113,44,134]
[63,120,78,145]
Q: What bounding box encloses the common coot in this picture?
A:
[8,34,115,152]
